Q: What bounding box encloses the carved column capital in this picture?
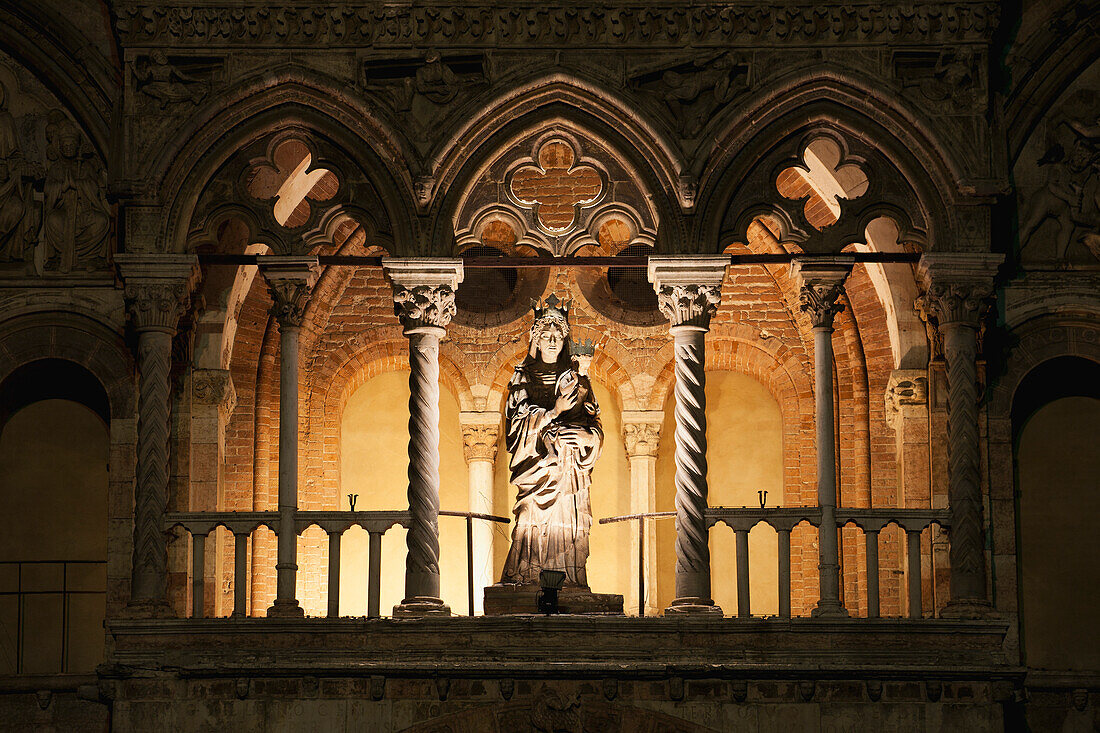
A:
[191,368,237,417]
[115,255,200,334]
[917,253,1003,328]
[383,258,464,333]
[259,256,321,328]
[459,411,501,464]
[648,256,728,330]
[792,256,854,329]
[884,369,928,432]
[622,410,664,458]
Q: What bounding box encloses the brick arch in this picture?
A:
[0,312,137,615]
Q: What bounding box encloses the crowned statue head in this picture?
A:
[527,294,574,370]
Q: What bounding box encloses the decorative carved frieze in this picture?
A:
[114,3,1001,48]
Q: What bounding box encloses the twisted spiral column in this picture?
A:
[649,256,728,615]
[385,259,463,617]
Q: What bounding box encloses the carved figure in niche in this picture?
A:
[0,81,30,261]
[1020,119,1100,263]
[630,52,748,138]
[42,113,109,273]
[500,295,602,587]
[133,51,210,109]
[896,48,978,111]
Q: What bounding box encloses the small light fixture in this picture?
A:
[536,569,566,615]
[348,493,358,512]
[757,490,768,509]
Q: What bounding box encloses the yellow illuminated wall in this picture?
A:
[655,371,784,615]
[339,371,470,615]
[0,399,107,672]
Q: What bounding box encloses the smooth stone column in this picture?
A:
[649,256,728,615]
[385,258,464,618]
[260,256,320,618]
[622,410,663,616]
[189,368,236,617]
[116,254,200,617]
[793,256,853,619]
[918,253,1002,618]
[460,411,500,616]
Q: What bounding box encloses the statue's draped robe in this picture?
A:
[501,361,602,587]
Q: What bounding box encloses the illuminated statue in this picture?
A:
[500,295,603,588]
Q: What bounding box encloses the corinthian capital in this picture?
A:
[622,411,663,458]
[115,254,200,334]
[647,255,728,330]
[259,256,321,328]
[917,253,1002,328]
[461,417,500,464]
[792,256,853,329]
[383,258,464,333]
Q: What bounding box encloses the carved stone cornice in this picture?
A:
[383,258,464,333]
[622,411,664,459]
[648,256,728,331]
[884,369,928,432]
[113,3,1001,48]
[191,368,237,416]
[259,256,321,328]
[115,254,201,334]
[917,253,1003,328]
[459,412,501,464]
[792,257,854,330]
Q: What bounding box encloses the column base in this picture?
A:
[123,599,175,619]
[483,584,624,615]
[941,599,996,619]
[811,600,850,618]
[393,596,451,618]
[266,600,305,618]
[663,597,723,616]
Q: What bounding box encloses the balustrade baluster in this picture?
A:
[233,532,248,617]
[328,531,342,618]
[866,529,880,619]
[192,532,206,618]
[907,529,923,619]
[368,531,383,618]
[735,529,751,618]
[778,529,791,619]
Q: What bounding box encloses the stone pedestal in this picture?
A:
[483,585,624,615]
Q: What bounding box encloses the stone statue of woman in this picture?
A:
[499,295,603,588]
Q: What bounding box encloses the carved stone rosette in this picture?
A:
[648,256,727,613]
[115,255,200,613]
[917,253,1002,616]
[384,259,464,617]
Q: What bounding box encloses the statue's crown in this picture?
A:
[532,293,570,325]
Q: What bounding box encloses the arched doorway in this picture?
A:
[0,359,109,674]
[1013,356,1100,670]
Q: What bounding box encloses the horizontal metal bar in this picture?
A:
[439,510,511,524]
[599,511,677,524]
[0,560,106,565]
[196,253,922,268]
[0,591,105,596]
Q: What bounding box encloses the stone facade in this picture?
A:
[0,0,1096,730]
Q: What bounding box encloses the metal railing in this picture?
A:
[167,509,510,618]
[0,560,106,673]
[597,511,675,616]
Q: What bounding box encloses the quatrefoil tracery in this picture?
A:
[506,139,605,235]
[776,137,869,231]
[245,138,339,229]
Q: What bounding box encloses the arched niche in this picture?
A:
[1012,355,1100,671]
[0,358,110,673]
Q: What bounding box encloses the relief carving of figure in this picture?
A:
[500,295,603,587]
[0,81,31,262]
[1020,117,1100,263]
[133,51,209,109]
[42,113,109,273]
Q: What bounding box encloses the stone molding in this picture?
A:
[884,369,929,432]
[116,254,200,334]
[621,410,663,458]
[191,368,237,416]
[459,411,501,464]
[917,253,1003,327]
[792,257,854,329]
[113,3,1002,48]
[648,256,728,330]
[383,258,464,333]
[259,256,321,328]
